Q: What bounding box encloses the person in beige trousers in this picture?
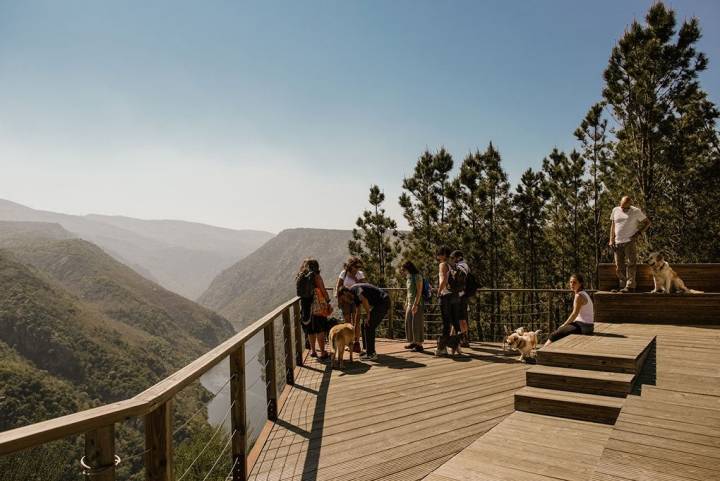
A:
[609,196,651,292]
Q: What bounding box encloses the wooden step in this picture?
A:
[537,334,654,374]
[526,365,635,397]
[514,386,625,425]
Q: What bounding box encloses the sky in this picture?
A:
[1,0,719,233]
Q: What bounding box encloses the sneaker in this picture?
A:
[404,343,416,349]
[360,352,378,361]
[413,345,424,353]
[310,351,318,358]
[435,347,448,356]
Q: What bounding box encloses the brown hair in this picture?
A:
[296,257,320,281]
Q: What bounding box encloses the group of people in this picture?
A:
[295,194,652,360]
[294,246,476,361]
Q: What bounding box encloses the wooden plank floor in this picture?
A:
[427,411,612,481]
[589,322,720,481]
[247,339,528,481]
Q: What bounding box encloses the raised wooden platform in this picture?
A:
[595,263,720,324]
[536,334,654,374]
[247,339,527,481]
[516,333,654,424]
[594,291,720,324]
[597,263,720,292]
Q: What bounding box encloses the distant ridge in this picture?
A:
[0,199,274,299]
[199,228,352,327]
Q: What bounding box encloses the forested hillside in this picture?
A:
[199,228,352,326]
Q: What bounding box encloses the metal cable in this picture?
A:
[200,430,235,481]
[173,374,236,436]
[176,400,236,481]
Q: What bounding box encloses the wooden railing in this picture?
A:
[0,286,580,480]
[0,295,306,481]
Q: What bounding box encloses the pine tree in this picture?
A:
[398,148,455,276]
[602,2,720,259]
[348,185,399,286]
[575,103,613,285]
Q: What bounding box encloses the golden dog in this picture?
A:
[506,329,542,362]
[329,322,355,368]
[647,252,704,294]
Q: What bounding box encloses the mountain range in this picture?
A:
[199,228,353,326]
[0,199,274,299]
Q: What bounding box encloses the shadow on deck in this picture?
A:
[248,339,528,481]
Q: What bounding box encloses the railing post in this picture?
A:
[282,308,295,385]
[264,321,278,421]
[230,344,247,481]
[292,301,303,366]
[388,291,395,339]
[145,401,173,481]
[84,425,115,481]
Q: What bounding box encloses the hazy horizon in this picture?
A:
[2,0,719,232]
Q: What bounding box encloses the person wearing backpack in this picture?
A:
[436,246,461,355]
[295,258,331,360]
[450,250,475,348]
[401,260,425,352]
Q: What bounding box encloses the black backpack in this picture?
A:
[296,271,315,298]
[464,271,479,298]
[448,264,467,294]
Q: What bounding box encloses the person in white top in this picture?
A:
[609,196,651,292]
[336,256,366,352]
[543,273,594,347]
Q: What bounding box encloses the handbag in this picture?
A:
[311,287,333,318]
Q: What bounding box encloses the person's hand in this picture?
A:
[412,304,418,315]
[608,239,614,246]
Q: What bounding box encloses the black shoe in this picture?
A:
[310,351,318,358]
[413,345,424,353]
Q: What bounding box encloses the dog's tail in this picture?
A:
[328,329,337,353]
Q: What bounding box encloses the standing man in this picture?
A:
[609,196,651,292]
[337,283,390,361]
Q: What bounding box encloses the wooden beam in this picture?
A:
[282,308,295,385]
[144,402,173,481]
[264,322,278,421]
[292,301,303,366]
[230,345,247,481]
[84,425,115,481]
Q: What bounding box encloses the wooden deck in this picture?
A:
[428,322,720,481]
[426,411,612,481]
[247,339,528,481]
[248,321,720,481]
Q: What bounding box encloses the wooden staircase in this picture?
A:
[514,334,655,424]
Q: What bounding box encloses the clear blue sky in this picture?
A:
[1,0,718,232]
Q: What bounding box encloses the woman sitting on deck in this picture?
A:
[543,273,594,347]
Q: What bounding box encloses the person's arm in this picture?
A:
[438,263,449,295]
[561,294,586,327]
[361,297,372,326]
[633,218,651,239]
[315,274,330,302]
[609,218,615,246]
[335,277,343,297]
[412,276,422,314]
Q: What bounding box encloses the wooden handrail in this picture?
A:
[0,296,301,457]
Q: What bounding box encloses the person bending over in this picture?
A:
[544,273,594,348]
[337,283,390,361]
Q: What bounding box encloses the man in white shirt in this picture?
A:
[609,196,651,292]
